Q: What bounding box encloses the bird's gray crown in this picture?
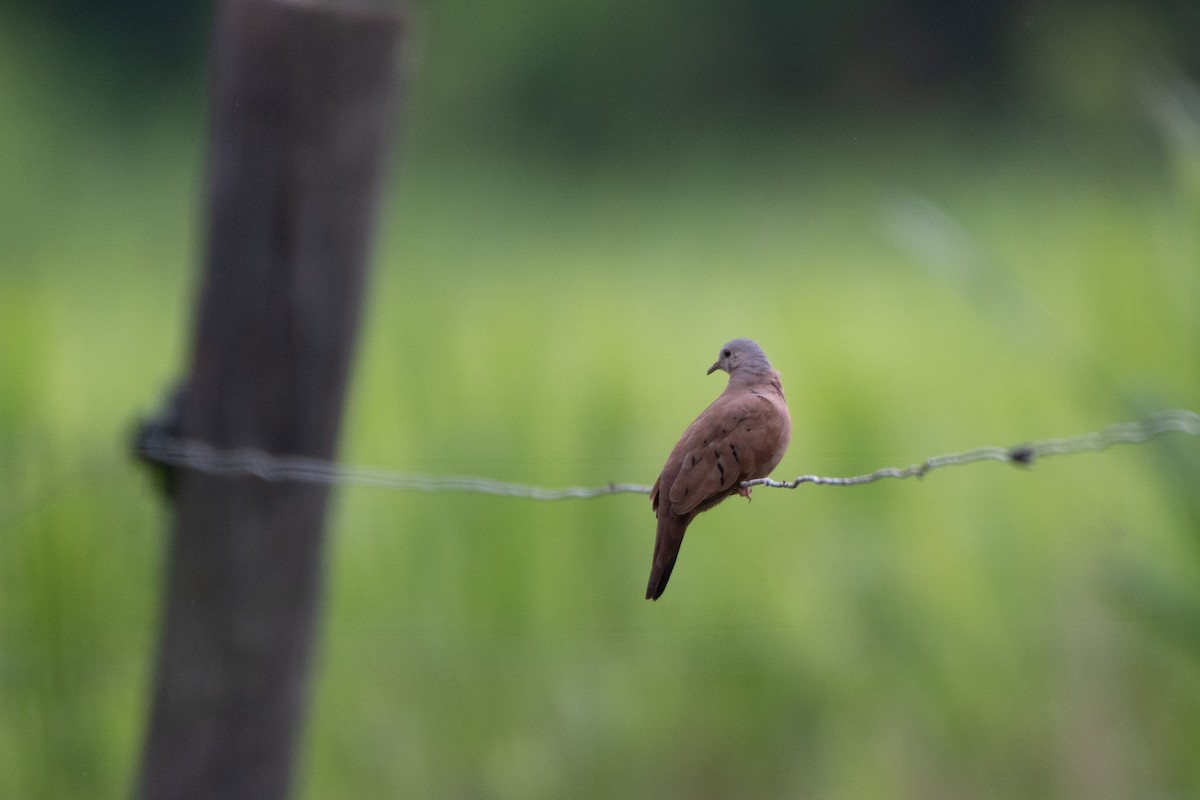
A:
[707,338,774,378]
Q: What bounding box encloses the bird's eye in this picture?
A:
[723,349,732,358]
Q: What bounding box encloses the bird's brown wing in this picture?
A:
[664,390,789,517]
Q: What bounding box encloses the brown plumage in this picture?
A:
[646,338,791,600]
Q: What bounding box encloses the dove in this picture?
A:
[645,338,791,600]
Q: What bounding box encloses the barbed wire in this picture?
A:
[134,428,652,498]
[134,409,1199,500]
[746,408,1200,489]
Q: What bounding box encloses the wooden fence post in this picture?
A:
[137,1,404,797]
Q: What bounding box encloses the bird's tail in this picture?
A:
[646,515,688,600]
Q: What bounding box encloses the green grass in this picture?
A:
[3,65,1200,799]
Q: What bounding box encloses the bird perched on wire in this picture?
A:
[646,338,791,600]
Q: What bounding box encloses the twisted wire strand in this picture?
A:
[135,409,1199,499]
[746,409,1200,489]
[135,432,652,498]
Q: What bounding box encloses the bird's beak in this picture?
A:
[706,361,720,375]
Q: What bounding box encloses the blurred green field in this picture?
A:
[3,25,1200,799]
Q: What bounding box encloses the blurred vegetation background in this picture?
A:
[3,0,1200,797]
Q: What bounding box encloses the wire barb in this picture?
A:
[133,409,1199,499]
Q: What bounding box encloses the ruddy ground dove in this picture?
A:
[646,338,791,600]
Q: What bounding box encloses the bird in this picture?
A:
[646,338,791,600]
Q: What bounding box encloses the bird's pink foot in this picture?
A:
[737,485,752,501]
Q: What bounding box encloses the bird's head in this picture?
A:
[707,338,772,378]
